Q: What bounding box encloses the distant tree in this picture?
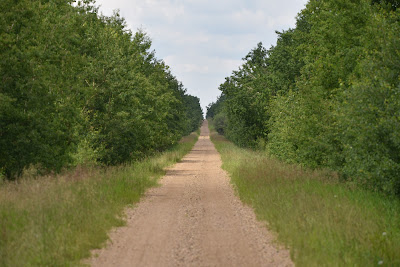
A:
[183,95,203,135]
[206,94,225,119]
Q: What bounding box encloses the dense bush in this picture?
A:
[0,0,202,179]
[208,0,400,196]
[183,95,204,135]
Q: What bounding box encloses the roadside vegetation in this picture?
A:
[0,0,203,265]
[209,124,400,266]
[207,1,400,263]
[207,0,400,197]
[0,0,203,180]
[0,132,198,266]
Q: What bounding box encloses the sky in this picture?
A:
[94,0,308,113]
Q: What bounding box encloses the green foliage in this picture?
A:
[219,43,270,147]
[206,94,227,134]
[371,0,400,11]
[0,0,200,178]
[210,0,400,196]
[213,112,227,135]
[182,95,203,135]
[206,93,225,119]
[0,0,84,177]
[339,9,400,195]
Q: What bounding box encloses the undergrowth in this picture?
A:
[210,129,400,266]
[0,132,198,266]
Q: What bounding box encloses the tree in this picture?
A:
[0,0,201,178]
[219,43,270,147]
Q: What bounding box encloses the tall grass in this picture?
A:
[0,132,198,266]
[210,131,400,266]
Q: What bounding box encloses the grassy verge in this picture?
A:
[0,132,198,266]
[209,129,400,266]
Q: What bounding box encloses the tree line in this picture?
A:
[207,0,400,196]
[0,0,203,179]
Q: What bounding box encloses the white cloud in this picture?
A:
[94,0,308,112]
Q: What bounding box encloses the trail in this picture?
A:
[89,121,293,266]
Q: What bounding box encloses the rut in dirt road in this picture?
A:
[89,121,293,267]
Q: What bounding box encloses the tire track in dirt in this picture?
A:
[89,121,293,266]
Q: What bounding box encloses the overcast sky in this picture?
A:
[94,0,308,113]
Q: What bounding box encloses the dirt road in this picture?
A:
[89,121,293,266]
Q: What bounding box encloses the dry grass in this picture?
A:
[0,132,198,266]
[179,132,199,144]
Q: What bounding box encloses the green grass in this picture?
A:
[210,130,400,266]
[0,132,198,267]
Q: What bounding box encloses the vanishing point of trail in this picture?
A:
[90,121,293,266]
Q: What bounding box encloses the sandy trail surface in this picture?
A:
[89,121,293,267]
